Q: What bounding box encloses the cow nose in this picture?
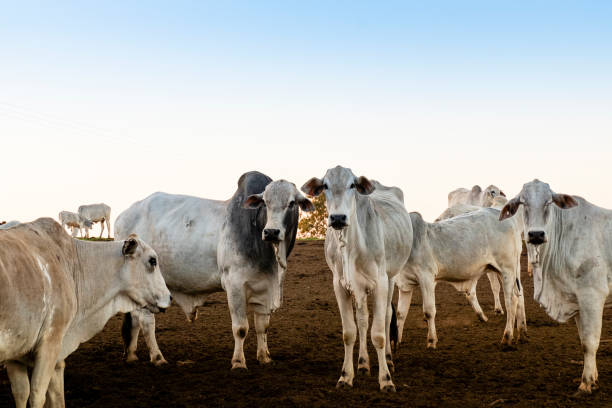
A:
[263,228,281,241]
[527,230,546,245]
[329,214,348,230]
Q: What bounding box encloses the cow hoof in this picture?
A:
[151,355,168,366]
[258,356,273,365]
[494,308,504,315]
[336,380,352,389]
[499,341,517,351]
[426,341,437,350]
[357,366,370,376]
[381,384,396,393]
[478,314,488,322]
[231,361,247,370]
[125,354,139,363]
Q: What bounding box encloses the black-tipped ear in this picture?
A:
[243,194,264,209]
[301,177,325,197]
[500,190,506,197]
[122,238,138,256]
[552,194,578,209]
[499,197,521,221]
[355,176,375,195]
[297,195,315,212]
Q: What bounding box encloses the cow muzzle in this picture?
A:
[263,228,283,242]
[527,230,546,245]
[329,214,348,230]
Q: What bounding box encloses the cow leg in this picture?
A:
[356,301,370,375]
[99,219,104,239]
[487,272,504,314]
[466,279,488,322]
[575,294,605,393]
[515,272,528,342]
[29,342,63,408]
[139,310,167,365]
[254,312,272,364]
[500,271,519,347]
[333,278,356,388]
[227,284,249,370]
[419,275,437,349]
[396,286,414,346]
[106,218,111,239]
[384,277,395,372]
[372,276,395,392]
[124,312,141,363]
[6,361,29,408]
[45,360,65,408]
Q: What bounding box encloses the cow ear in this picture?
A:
[355,176,375,195]
[122,237,138,256]
[499,197,521,221]
[500,190,506,197]
[552,194,578,209]
[301,177,325,197]
[297,193,315,212]
[243,193,264,209]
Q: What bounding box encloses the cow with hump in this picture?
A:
[302,165,413,392]
[499,179,612,394]
[115,171,313,369]
[0,218,170,408]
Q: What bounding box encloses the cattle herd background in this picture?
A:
[1,166,611,407]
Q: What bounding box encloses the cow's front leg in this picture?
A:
[466,279,488,322]
[6,361,29,408]
[515,273,528,342]
[356,301,370,375]
[419,274,438,349]
[333,277,356,388]
[575,293,605,394]
[227,283,249,370]
[29,337,63,408]
[396,286,414,346]
[99,219,105,239]
[487,272,503,314]
[254,312,272,364]
[139,310,167,365]
[45,360,65,408]
[372,276,395,392]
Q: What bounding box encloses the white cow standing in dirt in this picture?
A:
[395,208,526,350]
[302,166,413,392]
[78,203,111,239]
[499,179,612,394]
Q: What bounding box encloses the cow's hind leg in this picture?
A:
[6,361,29,408]
[254,312,272,364]
[106,218,111,239]
[384,277,395,372]
[419,274,437,349]
[466,279,488,322]
[356,301,370,375]
[500,269,519,348]
[99,219,105,239]
[396,286,414,346]
[29,340,63,408]
[333,278,356,388]
[575,292,605,394]
[123,312,141,363]
[45,360,65,408]
[227,283,249,370]
[372,276,395,392]
[487,272,504,314]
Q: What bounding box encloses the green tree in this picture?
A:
[298,194,327,239]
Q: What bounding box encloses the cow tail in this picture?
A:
[390,302,399,352]
[121,312,133,355]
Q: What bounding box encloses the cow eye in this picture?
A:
[350,183,355,189]
[491,191,496,197]
[149,257,157,267]
[323,183,329,190]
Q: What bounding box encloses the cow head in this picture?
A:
[482,185,505,207]
[121,234,171,313]
[499,179,578,245]
[301,166,375,230]
[243,180,314,243]
[83,219,93,229]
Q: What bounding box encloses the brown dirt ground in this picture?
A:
[1,241,611,407]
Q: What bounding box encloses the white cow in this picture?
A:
[58,210,92,238]
[0,218,170,408]
[448,184,506,208]
[302,166,413,392]
[395,208,526,350]
[499,179,611,394]
[115,172,313,368]
[78,203,111,239]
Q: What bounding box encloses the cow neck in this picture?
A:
[72,240,127,326]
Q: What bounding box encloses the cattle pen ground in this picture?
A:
[1,240,610,407]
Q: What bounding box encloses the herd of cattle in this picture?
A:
[0,165,610,407]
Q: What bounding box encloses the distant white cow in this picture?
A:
[0,218,170,407]
[395,208,526,350]
[58,211,92,238]
[499,179,611,394]
[448,184,506,208]
[78,203,111,238]
[0,220,20,230]
[115,172,313,368]
[302,166,412,392]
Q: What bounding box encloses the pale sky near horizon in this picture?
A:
[2,1,611,235]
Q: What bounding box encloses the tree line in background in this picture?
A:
[298,195,327,239]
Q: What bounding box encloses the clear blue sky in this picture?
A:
[1,1,611,228]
